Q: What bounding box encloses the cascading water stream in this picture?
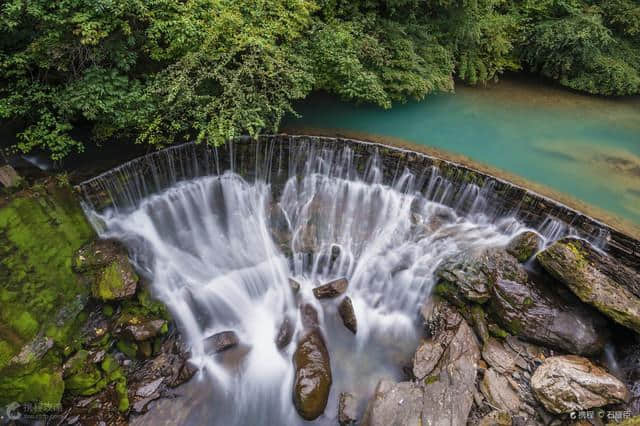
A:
[80,140,578,425]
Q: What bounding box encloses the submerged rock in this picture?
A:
[338,392,358,425]
[338,297,357,334]
[531,355,630,414]
[204,330,239,354]
[313,278,349,299]
[292,329,332,420]
[288,278,301,294]
[537,237,640,333]
[361,380,423,426]
[276,317,294,349]
[506,231,542,263]
[487,250,608,355]
[301,303,320,329]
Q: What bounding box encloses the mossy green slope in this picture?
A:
[0,181,95,405]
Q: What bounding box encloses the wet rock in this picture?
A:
[531,355,630,414]
[506,231,542,263]
[338,297,357,334]
[338,392,358,425]
[0,164,20,187]
[204,330,239,354]
[292,329,332,420]
[480,368,522,414]
[435,252,491,304]
[294,223,319,253]
[488,251,608,356]
[313,278,348,299]
[361,380,423,426]
[122,319,167,342]
[537,237,640,333]
[276,317,294,349]
[301,303,320,329]
[479,410,512,426]
[288,278,301,294]
[421,318,481,426]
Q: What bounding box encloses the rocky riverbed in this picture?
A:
[2,172,640,425]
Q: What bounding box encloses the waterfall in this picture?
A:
[79,137,570,425]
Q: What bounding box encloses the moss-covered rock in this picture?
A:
[0,180,94,407]
[505,231,542,263]
[537,237,640,334]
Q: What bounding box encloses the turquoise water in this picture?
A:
[283,79,640,227]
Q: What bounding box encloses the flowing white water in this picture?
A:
[84,143,542,425]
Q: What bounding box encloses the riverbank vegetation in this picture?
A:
[1,0,639,159]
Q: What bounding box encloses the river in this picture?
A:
[283,77,640,232]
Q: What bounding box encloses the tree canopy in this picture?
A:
[1,0,639,159]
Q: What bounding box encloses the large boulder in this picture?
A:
[531,355,630,414]
[487,250,608,355]
[361,380,423,426]
[506,231,543,263]
[537,237,640,333]
[292,329,332,420]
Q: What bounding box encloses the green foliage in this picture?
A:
[1,0,639,159]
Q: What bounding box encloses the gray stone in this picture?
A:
[482,338,522,375]
[421,317,481,426]
[480,368,522,414]
[136,377,164,397]
[488,251,608,356]
[361,380,423,426]
[123,319,167,342]
[530,355,630,414]
[275,317,294,349]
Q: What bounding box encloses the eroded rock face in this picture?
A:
[487,251,608,356]
[506,231,542,263]
[292,329,332,420]
[420,317,480,426]
[537,237,640,333]
[531,355,630,414]
[361,380,423,426]
[313,278,349,299]
[338,297,357,334]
